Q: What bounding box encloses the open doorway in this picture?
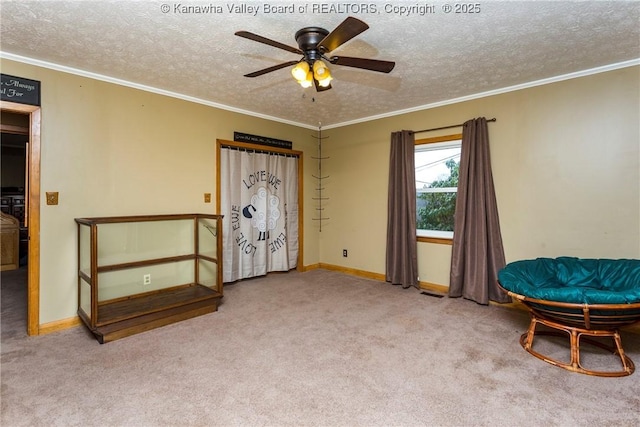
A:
[0,101,41,336]
[1,113,28,259]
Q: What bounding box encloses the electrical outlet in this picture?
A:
[343,249,348,257]
[143,274,151,286]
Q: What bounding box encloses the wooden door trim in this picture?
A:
[1,101,41,336]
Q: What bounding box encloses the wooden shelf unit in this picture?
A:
[75,214,223,343]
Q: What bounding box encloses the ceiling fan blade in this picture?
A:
[330,56,396,73]
[244,61,300,78]
[318,16,369,53]
[235,31,303,55]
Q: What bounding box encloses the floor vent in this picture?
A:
[421,291,445,298]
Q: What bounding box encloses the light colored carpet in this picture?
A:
[2,267,639,426]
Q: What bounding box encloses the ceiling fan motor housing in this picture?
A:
[295,27,329,61]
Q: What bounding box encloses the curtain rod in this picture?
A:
[412,118,496,134]
[221,145,298,157]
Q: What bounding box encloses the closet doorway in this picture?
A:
[216,139,304,282]
[1,101,41,336]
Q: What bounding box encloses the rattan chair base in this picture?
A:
[521,314,635,377]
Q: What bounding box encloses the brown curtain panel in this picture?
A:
[448,118,510,304]
[386,130,418,289]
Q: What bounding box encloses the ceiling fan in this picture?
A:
[235,16,395,92]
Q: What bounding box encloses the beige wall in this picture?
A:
[1,59,319,324]
[2,58,638,326]
[323,66,640,287]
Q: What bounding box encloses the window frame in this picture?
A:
[415,133,462,245]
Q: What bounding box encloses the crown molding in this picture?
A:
[322,58,640,130]
[2,52,637,131]
[0,52,318,130]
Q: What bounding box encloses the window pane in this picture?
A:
[415,146,460,190]
[417,192,457,231]
[415,139,461,236]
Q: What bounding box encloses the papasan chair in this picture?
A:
[498,257,640,377]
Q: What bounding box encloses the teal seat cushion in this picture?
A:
[498,257,640,305]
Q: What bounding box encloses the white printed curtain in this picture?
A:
[220,147,299,282]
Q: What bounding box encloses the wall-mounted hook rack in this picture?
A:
[311,123,329,231]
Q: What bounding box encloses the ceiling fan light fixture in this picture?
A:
[291,61,310,81]
[299,71,314,88]
[312,59,330,80]
[317,75,333,88]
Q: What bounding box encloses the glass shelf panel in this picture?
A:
[79,223,91,277]
[198,217,218,259]
[97,220,194,267]
[97,260,195,302]
[198,258,218,288]
[80,278,92,318]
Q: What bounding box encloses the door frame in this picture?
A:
[1,100,41,335]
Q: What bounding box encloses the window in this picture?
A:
[415,134,462,242]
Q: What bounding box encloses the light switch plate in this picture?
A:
[46,192,59,205]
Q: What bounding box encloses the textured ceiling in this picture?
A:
[1,1,639,128]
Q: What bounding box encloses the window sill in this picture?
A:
[417,235,453,245]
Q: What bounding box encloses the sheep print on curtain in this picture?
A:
[220,147,299,283]
[448,118,510,304]
[386,130,418,289]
